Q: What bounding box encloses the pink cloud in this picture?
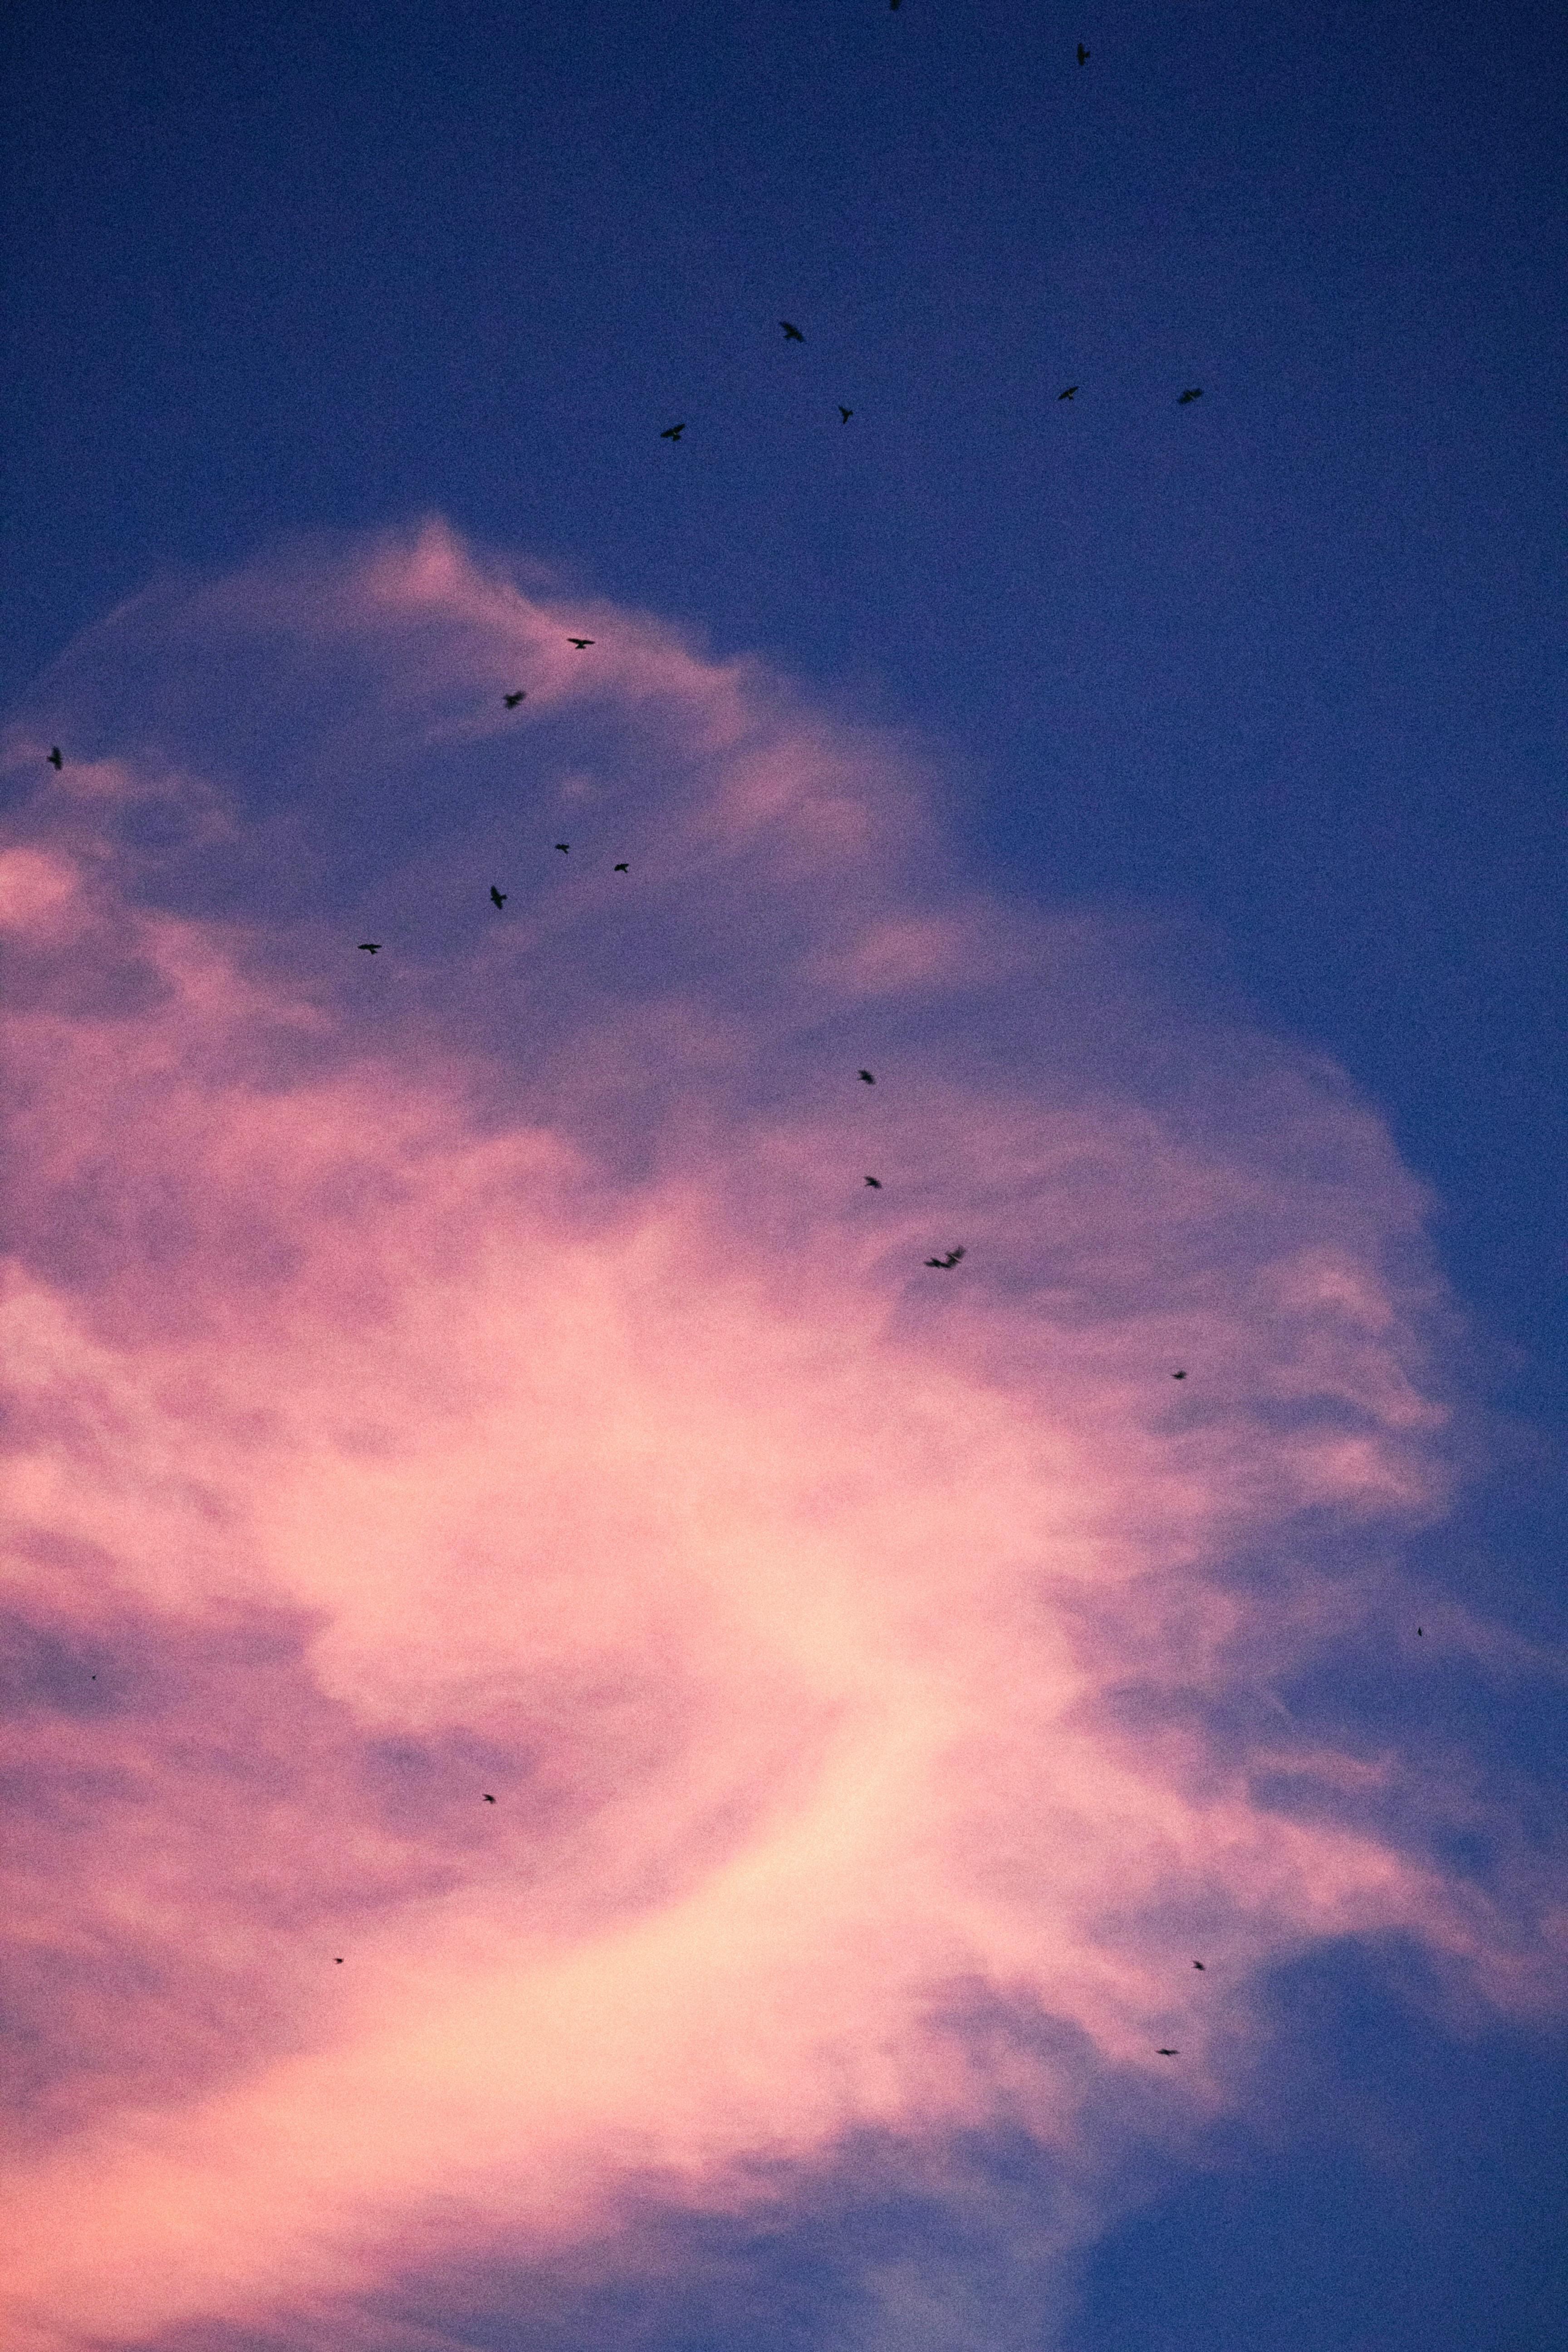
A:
[1,524,1561,2351]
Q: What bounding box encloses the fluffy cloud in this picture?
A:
[1,525,1558,2351]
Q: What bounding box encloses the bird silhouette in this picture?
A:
[1156,2047,1179,2056]
[780,321,804,342]
[1193,1960,1205,1970]
[483,1793,496,1803]
[335,1956,344,1963]
[613,861,629,871]
[490,886,507,908]
[1171,1369,1187,1379]
[358,942,382,953]
[47,746,63,769]
[662,423,686,441]
[1178,387,1203,403]
[568,637,595,648]
[925,1248,965,1269]
[1058,385,1078,400]
[504,691,526,707]
[864,1176,882,1188]
[1077,42,1090,64]
[858,1068,876,1084]
[555,842,570,854]
[1417,1625,1425,1636]
[839,405,853,422]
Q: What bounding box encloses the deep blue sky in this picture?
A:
[4,4,1565,2346]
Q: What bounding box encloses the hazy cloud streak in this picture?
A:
[2,524,1560,2351]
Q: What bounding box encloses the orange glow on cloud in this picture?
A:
[1,524,1560,2350]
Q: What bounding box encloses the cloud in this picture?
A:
[1,524,1562,2351]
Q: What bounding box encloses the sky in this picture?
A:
[1,5,1565,2351]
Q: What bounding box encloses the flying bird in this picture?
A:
[1171,1368,1187,1379]
[1156,2047,1179,2057]
[490,886,507,908]
[864,1176,882,1188]
[568,637,595,648]
[613,861,629,871]
[1076,43,1090,64]
[858,1068,876,1084]
[1058,385,1078,400]
[838,405,853,422]
[662,423,686,441]
[504,691,526,707]
[47,746,63,769]
[1417,1625,1425,1636]
[925,1248,965,1269]
[1193,1960,1205,1970]
[358,942,382,953]
[555,842,570,854]
[334,1957,344,1964]
[1178,387,1203,403]
[483,1793,496,1803]
[780,320,804,342]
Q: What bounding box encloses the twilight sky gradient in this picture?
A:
[3,6,1567,2351]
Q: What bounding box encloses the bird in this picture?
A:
[555,842,570,854]
[490,886,507,908]
[1058,385,1078,400]
[662,423,686,441]
[1156,2047,1179,2057]
[864,1176,882,1188]
[839,405,853,422]
[334,1957,344,1964]
[1193,1960,1205,1970]
[504,691,526,707]
[568,637,595,648]
[780,320,804,342]
[613,861,629,872]
[1178,387,1203,403]
[358,942,382,953]
[858,1068,876,1084]
[1171,1368,1187,1379]
[483,1793,496,1803]
[47,746,63,769]
[925,1248,965,1269]
[1417,1626,1425,1637]
[1076,43,1090,64]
